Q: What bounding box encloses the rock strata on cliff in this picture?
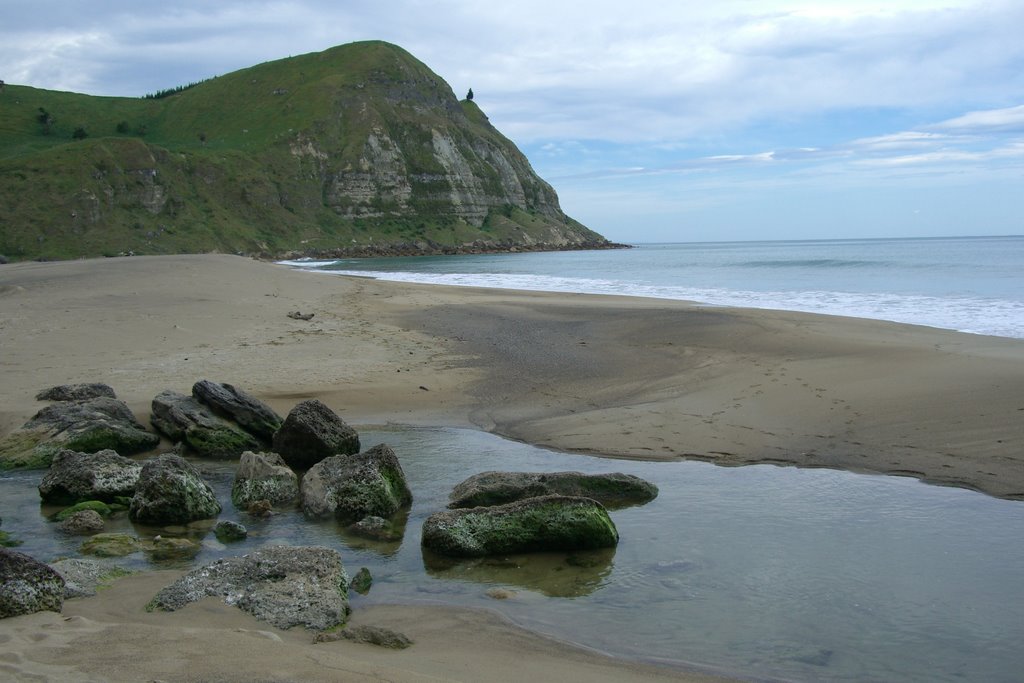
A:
[0,41,618,261]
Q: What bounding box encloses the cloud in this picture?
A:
[2,0,1023,144]
[933,105,1024,133]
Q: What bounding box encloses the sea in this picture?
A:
[280,234,1024,339]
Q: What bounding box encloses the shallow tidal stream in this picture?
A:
[2,426,1023,682]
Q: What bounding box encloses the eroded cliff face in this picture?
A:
[0,41,613,261]
[281,47,582,242]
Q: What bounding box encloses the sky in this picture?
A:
[2,1,1023,243]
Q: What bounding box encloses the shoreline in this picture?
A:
[3,254,1023,498]
[2,253,1024,681]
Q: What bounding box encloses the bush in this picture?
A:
[72,126,88,140]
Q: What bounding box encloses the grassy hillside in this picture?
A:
[0,42,611,261]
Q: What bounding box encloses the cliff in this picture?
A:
[0,41,616,261]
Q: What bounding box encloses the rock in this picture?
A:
[129,454,222,524]
[448,471,658,509]
[49,558,131,598]
[421,495,619,557]
[231,451,298,509]
[300,444,412,522]
[148,545,350,631]
[214,520,248,542]
[287,311,315,321]
[52,500,113,521]
[151,390,260,459]
[348,515,403,542]
[0,549,65,618]
[145,536,201,562]
[271,399,360,470]
[315,625,412,649]
[0,397,159,470]
[351,567,372,595]
[192,380,283,442]
[247,499,273,517]
[38,449,142,505]
[485,588,517,600]
[80,533,142,557]
[36,383,117,401]
[58,509,105,534]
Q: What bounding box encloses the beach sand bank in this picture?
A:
[2,253,1023,681]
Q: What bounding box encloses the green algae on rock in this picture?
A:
[422,494,619,557]
[448,471,658,509]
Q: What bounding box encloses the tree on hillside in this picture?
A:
[466,88,474,101]
[37,107,54,135]
[72,126,88,140]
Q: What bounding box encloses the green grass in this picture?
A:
[0,41,608,262]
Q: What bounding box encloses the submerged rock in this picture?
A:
[149,545,350,631]
[52,500,112,522]
[422,495,619,557]
[58,509,105,534]
[129,454,222,524]
[0,549,65,618]
[192,380,283,442]
[151,390,261,459]
[348,515,404,542]
[350,567,373,595]
[300,444,412,522]
[49,558,132,598]
[231,451,298,509]
[38,448,142,505]
[80,533,142,558]
[448,471,658,509]
[272,399,360,470]
[214,520,248,542]
[0,397,159,470]
[36,383,117,402]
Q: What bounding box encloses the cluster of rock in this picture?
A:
[0,379,659,637]
[0,380,417,632]
[420,470,658,558]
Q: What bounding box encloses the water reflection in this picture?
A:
[2,426,1024,683]
[422,547,615,598]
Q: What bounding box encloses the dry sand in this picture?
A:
[2,253,1023,681]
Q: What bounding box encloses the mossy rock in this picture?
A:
[0,531,22,548]
[0,430,57,470]
[63,424,160,456]
[300,444,411,522]
[81,533,142,557]
[422,495,619,557]
[183,424,260,460]
[448,471,658,509]
[214,520,248,542]
[52,500,113,522]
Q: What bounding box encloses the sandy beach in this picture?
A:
[2,253,1023,682]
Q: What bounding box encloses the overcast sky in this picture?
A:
[3,1,1022,242]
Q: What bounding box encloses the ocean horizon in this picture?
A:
[281,234,1024,340]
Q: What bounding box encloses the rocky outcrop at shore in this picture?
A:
[38,448,142,505]
[448,471,658,509]
[301,444,412,522]
[273,399,361,470]
[151,390,260,459]
[191,380,283,442]
[128,454,222,524]
[231,451,299,509]
[35,383,117,402]
[0,396,159,470]
[149,545,351,631]
[0,548,65,618]
[422,495,619,557]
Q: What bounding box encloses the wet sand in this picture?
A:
[2,253,1023,681]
